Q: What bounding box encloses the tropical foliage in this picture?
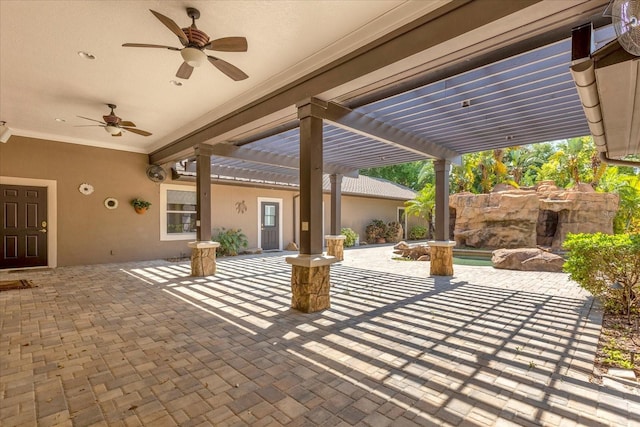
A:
[408,225,428,240]
[365,219,387,243]
[364,136,640,235]
[361,161,428,191]
[386,221,403,243]
[598,168,640,234]
[404,183,435,239]
[214,228,248,256]
[563,233,640,322]
[340,227,358,247]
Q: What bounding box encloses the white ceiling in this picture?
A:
[0,0,446,154]
[4,0,628,168]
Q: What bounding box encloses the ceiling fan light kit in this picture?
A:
[122,8,248,81]
[105,125,121,135]
[77,104,152,138]
[77,7,248,139]
[180,47,206,68]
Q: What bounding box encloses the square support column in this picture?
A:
[194,145,213,242]
[329,173,343,236]
[430,159,455,276]
[433,159,451,241]
[297,99,325,255]
[287,99,338,312]
[190,145,219,276]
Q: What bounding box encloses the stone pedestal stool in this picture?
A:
[188,241,220,276]
[285,255,338,313]
[427,240,456,276]
[325,235,346,261]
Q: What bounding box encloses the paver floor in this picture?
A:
[1,245,639,426]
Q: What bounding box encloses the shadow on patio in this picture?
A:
[1,252,639,426]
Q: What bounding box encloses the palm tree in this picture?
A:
[505,147,535,185]
[450,155,476,193]
[405,183,436,238]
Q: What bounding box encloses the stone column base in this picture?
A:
[285,255,338,313]
[427,240,456,276]
[188,241,221,277]
[325,235,346,261]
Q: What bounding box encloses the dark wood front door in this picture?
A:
[260,201,279,250]
[1,185,48,269]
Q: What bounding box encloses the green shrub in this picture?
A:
[214,227,248,256]
[602,338,634,370]
[408,225,428,240]
[563,233,640,322]
[341,227,358,247]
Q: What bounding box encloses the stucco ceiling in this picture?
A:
[3,0,634,178]
[0,0,444,153]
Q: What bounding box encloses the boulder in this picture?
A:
[393,243,430,260]
[449,192,539,249]
[492,183,518,192]
[393,241,410,250]
[450,182,618,250]
[491,248,565,272]
[285,242,299,251]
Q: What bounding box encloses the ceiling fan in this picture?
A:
[122,8,248,81]
[77,104,152,137]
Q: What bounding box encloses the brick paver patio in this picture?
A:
[1,245,639,426]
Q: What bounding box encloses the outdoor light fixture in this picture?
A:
[0,121,12,143]
[104,125,121,135]
[180,47,206,68]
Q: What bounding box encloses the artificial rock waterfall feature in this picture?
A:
[449,181,618,250]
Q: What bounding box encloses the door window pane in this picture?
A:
[264,205,276,227]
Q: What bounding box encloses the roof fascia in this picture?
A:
[207,143,359,177]
[150,0,542,165]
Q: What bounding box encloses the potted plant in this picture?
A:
[386,221,403,243]
[365,219,388,244]
[131,198,151,214]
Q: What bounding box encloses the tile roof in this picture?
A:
[179,170,416,201]
[322,174,416,200]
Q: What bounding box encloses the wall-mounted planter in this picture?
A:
[131,198,151,214]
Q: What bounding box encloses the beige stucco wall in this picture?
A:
[209,182,295,249]
[1,136,191,266]
[1,136,420,267]
[323,194,427,241]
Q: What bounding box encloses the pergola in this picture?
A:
[148,1,639,312]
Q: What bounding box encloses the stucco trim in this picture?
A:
[0,176,58,268]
